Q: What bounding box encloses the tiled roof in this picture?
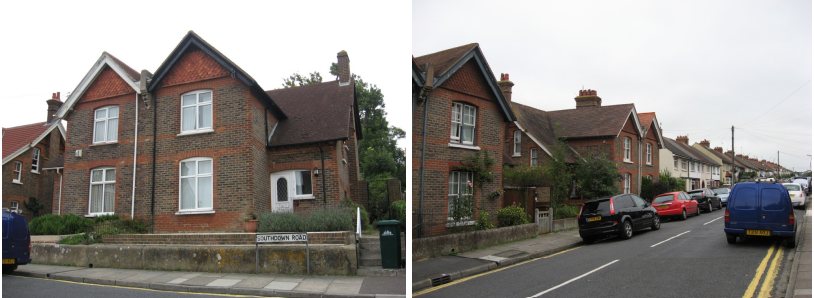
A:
[266,80,356,147]
[106,52,141,81]
[2,122,49,159]
[503,152,516,166]
[638,112,655,128]
[511,102,578,163]
[664,138,717,165]
[547,104,636,139]
[414,43,478,79]
[42,154,63,169]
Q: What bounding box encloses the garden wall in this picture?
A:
[412,223,537,261]
[553,218,578,233]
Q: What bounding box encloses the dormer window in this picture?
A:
[181,90,213,133]
[93,106,118,143]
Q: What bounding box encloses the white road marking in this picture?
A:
[527,260,619,297]
[650,231,691,248]
[704,216,723,225]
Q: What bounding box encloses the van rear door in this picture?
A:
[758,185,793,232]
[729,185,759,230]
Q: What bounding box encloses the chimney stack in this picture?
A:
[337,50,350,85]
[575,89,601,109]
[46,92,63,123]
[714,147,723,153]
[497,73,514,102]
[700,139,710,147]
[676,135,689,145]
[736,154,744,159]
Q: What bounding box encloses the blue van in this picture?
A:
[2,212,32,273]
[724,182,798,248]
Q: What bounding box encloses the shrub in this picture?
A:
[640,177,654,201]
[553,205,580,220]
[92,214,120,223]
[390,200,406,225]
[497,204,530,227]
[340,199,372,232]
[61,214,92,235]
[475,210,495,230]
[30,214,92,235]
[258,212,303,232]
[257,206,354,233]
[652,181,672,200]
[574,152,623,199]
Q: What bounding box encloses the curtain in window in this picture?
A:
[296,171,312,195]
[103,183,115,212]
[197,176,212,208]
[181,178,196,210]
[94,121,106,143]
[462,106,475,143]
[90,185,103,213]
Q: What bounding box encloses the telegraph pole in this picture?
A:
[731,126,735,184]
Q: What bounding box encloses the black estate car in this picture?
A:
[687,188,722,212]
[578,194,660,244]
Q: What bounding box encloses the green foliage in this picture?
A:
[503,165,549,188]
[390,200,406,225]
[340,199,372,232]
[257,207,354,233]
[660,169,685,191]
[741,172,757,179]
[92,214,120,223]
[449,193,475,224]
[475,211,495,230]
[548,139,574,206]
[452,151,496,189]
[281,72,323,88]
[552,205,581,220]
[652,181,672,199]
[58,233,93,245]
[497,204,530,227]
[23,197,44,218]
[575,152,623,199]
[640,177,654,200]
[30,214,92,235]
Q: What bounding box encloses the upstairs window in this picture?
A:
[451,103,476,145]
[31,147,40,173]
[513,131,521,156]
[682,160,687,170]
[93,106,118,143]
[623,137,631,161]
[674,158,678,169]
[12,161,22,183]
[646,143,652,165]
[530,148,538,166]
[181,90,213,133]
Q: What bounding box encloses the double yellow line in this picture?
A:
[743,241,785,298]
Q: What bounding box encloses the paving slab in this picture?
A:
[325,281,363,294]
[206,278,242,287]
[293,278,332,292]
[232,276,275,288]
[359,276,405,295]
[181,276,220,286]
[264,281,299,290]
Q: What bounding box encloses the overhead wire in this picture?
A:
[739,79,812,127]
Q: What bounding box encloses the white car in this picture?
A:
[793,178,811,194]
[783,183,807,208]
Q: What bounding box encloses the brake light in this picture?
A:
[790,212,795,225]
[609,198,615,215]
[578,204,584,219]
[725,209,729,222]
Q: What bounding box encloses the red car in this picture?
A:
[651,191,700,220]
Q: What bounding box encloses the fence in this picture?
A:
[535,208,553,234]
[412,208,449,238]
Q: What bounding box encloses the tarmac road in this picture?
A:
[415,206,804,298]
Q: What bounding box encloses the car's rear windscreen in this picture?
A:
[653,195,674,204]
[581,200,610,215]
[785,185,801,191]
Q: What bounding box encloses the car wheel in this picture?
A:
[651,215,660,230]
[620,220,633,240]
[582,237,595,244]
[695,207,701,216]
[708,202,714,212]
[726,233,737,244]
[680,210,687,221]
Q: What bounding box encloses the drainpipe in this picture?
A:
[57,168,63,215]
[131,93,138,218]
[418,63,434,239]
[318,143,326,207]
[150,89,157,234]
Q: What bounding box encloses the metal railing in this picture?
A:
[413,208,448,238]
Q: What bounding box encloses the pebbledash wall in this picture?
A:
[412,59,506,236]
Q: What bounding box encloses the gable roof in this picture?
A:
[637,112,665,149]
[696,144,732,164]
[511,102,579,163]
[414,43,516,122]
[265,80,360,147]
[2,121,66,165]
[148,31,286,121]
[546,104,642,139]
[42,154,64,170]
[56,52,142,119]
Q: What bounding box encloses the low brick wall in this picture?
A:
[101,231,353,245]
[412,223,537,261]
[32,243,357,276]
[553,218,578,232]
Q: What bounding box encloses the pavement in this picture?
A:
[412,228,583,292]
[9,264,406,298]
[786,206,812,298]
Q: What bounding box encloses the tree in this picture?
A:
[640,176,654,201]
[660,169,685,191]
[281,72,323,88]
[574,152,623,199]
[548,140,574,206]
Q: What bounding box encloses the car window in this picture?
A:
[619,196,634,208]
[784,184,801,191]
[631,195,647,207]
[582,200,610,215]
[713,188,729,194]
[732,187,757,210]
[654,194,674,203]
[761,188,785,211]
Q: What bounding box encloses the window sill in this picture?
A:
[12,181,22,185]
[512,154,521,157]
[85,212,114,218]
[91,141,118,147]
[31,171,40,174]
[175,210,216,216]
[623,161,633,164]
[448,143,481,151]
[446,220,475,227]
[293,196,316,200]
[177,128,215,137]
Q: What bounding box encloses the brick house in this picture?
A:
[55,31,361,232]
[412,44,517,237]
[2,93,66,220]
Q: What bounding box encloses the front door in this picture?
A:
[271,174,292,212]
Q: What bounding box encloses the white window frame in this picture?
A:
[646,143,652,165]
[180,90,214,134]
[12,161,22,184]
[674,158,678,169]
[450,103,476,145]
[624,137,631,162]
[682,160,687,170]
[88,167,116,216]
[179,157,214,212]
[530,148,538,166]
[270,170,315,201]
[448,171,474,221]
[624,173,631,193]
[92,106,119,144]
[9,201,18,211]
[513,130,521,156]
[31,147,40,173]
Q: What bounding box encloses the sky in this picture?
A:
[0,1,411,148]
[414,0,813,172]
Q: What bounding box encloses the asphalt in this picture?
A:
[786,206,812,298]
[8,264,406,298]
[412,227,583,292]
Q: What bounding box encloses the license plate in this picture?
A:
[2,259,14,264]
[747,230,770,236]
[587,216,601,222]
[658,205,668,209]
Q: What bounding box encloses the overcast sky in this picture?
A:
[0,1,410,148]
[414,0,812,171]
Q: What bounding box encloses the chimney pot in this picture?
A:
[505,73,509,80]
[497,72,514,102]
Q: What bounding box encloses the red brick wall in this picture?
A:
[3,130,62,220]
[268,142,346,211]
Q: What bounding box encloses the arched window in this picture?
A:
[179,157,213,211]
[89,167,116,215]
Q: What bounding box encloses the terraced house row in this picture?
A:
[1,31,366,230]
